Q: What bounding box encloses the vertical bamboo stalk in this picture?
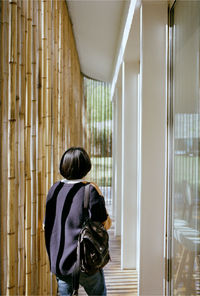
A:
[46,0,52,197]
[61,2,64,152]
[46,0,52,293]
[0,3,3,291]
[31,1,37,294]
[68,46,72,149]
[15,1,21,291]
[74,56,78,146]
[51,4,58,291]
[80,75,83,148]
[51,3,58,292]
[53,0,58,181]
[72,39,75,146]
[18,1,25,294]
[41,0,47,293]
[68,26,73,147]
[58,0,63,160]
[78,59,82,146]
[62,6,66,149]
[7,0,17,294]
[0,2,4,293]
[36,0,42,293]
[0,1,9,294]
[80,74,84,147]
[25,0,32,294]
[66,15,70,149]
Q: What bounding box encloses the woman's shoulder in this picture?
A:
[47,181,63,198]
[88,182,103,196]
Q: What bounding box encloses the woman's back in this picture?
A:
[45,181,108,276]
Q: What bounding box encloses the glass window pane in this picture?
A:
[171,1,200,295]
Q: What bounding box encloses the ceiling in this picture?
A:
[66,0,131,83]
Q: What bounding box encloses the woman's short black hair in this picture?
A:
[59,147,91,180]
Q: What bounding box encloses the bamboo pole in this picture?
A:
[15,1,21,291]
[66,12,70,149]
[68,23,73,146]
[24,0,33,294]
[61,2,64,153]
[0,2,4,294]
[79,73,83,147]
[46,0,52,293]
[53,0,58,181]
[58,0,63,161]
[25,0,32,293]
[41,0,48,293]
[0,2,9,293]
[0,5,3,292]
[31,1,37,294]
[7,0,17,294]
[50,2,58,292]
[71,36,76,146]
[62,6,66,150]
[18,1,26,294]
[46,0,52,199]
[68,45,72,149]
[36,0,42,294]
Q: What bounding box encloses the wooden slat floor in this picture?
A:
[79,204,138,295]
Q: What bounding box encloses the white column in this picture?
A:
[139,1,167,295]
[121,61,139,268]
[112,94,116,219]
[113,86,122,237]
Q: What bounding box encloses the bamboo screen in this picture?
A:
[0,1,84,294]
[84,77,112,204]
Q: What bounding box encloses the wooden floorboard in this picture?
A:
[79,204,138,295]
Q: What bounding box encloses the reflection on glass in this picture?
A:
[172,1,200,295]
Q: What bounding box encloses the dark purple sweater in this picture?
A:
[44,182,108,276]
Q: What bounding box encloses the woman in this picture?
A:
[44,147,112,296]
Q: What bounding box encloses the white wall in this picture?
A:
[138,1,167,295]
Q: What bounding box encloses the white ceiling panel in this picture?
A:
[66,0,126,82]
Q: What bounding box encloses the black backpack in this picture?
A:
[72,184,110,295]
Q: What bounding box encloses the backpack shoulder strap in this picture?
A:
[84,184,90,208]
[83,184,90,219]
